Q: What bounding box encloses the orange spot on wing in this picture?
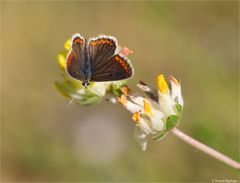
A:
[74,37,83,45]
[114,55,130,76]
[115,56,120,61]
[91,41,97,46]
[124,65,128,69]
[108,39,114,45]
[67,52,74,66]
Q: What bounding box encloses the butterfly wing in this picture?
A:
[87,35,117,73]
[88,35,133,81]
[66,33,85,80]
[91,54,134,81]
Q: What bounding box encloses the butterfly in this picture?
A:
[66,33,134,87]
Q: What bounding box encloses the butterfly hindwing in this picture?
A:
[91,54,133,81]
[66,33,85,80]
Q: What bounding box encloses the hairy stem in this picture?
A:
[171,128,240,170]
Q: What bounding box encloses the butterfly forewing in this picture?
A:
[91,54,133,81]
[88,35,117,73]
[66,34,85,80]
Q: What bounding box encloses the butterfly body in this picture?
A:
[66,33,133,87]
[81,44,92,86]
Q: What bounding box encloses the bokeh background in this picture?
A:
[1,1,239,182]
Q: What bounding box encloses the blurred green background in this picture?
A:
[1,1,239,182]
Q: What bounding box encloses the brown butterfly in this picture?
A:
[66,33,134,87]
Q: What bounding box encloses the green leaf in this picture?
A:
[55,81,76,98]
[76,95,102,106]
[64,74,82,89]
[153,131,168,141]
[166,115,179,130]
[175,104,183,114]
[55,75,103,106]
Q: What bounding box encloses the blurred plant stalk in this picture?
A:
[171,128,240,170]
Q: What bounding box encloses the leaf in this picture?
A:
[153,131,168,141]
[175,104,183,114]
[76,95,102,106]
[166,115,179,130]
[55,76,103,106]
[64,74,82,89]
[55,81,75,98]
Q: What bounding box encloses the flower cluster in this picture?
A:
[55,39,132,105]
[117,75,183,150]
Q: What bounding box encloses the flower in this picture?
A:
[56,39,71,70]
[118,74,183,150]
[119,47,133,56]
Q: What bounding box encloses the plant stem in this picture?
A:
[171,127,240,170]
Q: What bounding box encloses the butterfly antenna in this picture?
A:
[66,97,75,106]
[89,85,110,102]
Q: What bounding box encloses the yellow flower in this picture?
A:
[132,112,140,123]
[143,99,153,116]
[57,53,66,70]
[157,74,169,94]
[64,39,71,51]
[119,74,183,150]
[118,93,165,151]
[56,39,71,70]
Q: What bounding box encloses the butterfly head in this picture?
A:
[82,80,90,88]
